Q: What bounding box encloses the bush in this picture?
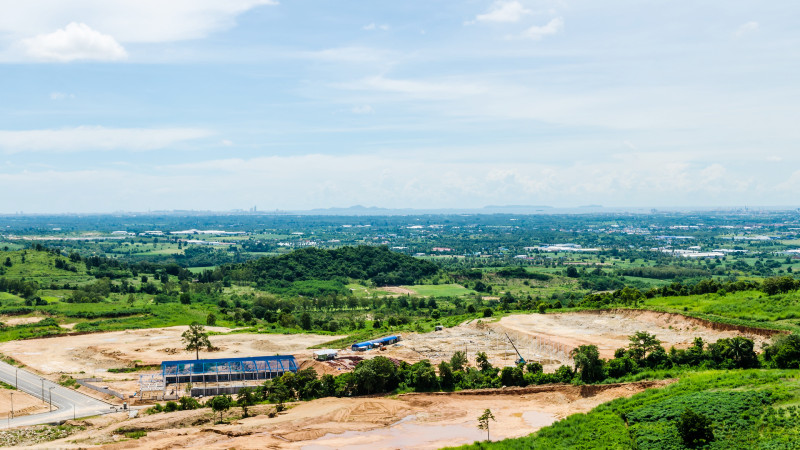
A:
[164,401,178,412]
[179,396,201,410]
[764,334,800,369]
[677,408,714,448]
[483,308,493,318]
[525,362,543,374]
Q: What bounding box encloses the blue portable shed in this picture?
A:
[351,335,401,351]
[351,341,372,351]
[374,335,399,345]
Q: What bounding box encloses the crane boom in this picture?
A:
[505,333,525,365]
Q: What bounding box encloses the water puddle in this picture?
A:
[302,409,555,450]
[302,415,486,450]
[523,410,556,428]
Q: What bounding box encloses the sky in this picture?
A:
[0,0,798,213]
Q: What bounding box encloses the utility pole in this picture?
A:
[10,392,14,420]
[49,387,55,412]
[15,368,18,389]
[41,379,44,404]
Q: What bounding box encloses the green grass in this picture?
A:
[403,284,476,297]
[123,430,147,439]
[644,290,800,333]
[621,276,673,287]
[0,250,91,284]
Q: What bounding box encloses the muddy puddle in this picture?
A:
[302,410,555,450]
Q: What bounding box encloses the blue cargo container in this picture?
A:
[351,335,401,351]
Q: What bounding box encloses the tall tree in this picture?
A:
[182,322,212,360]
[477,408,496,441]
[571,345,604,383]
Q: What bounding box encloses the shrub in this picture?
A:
[164,401,178,412]
[178,396,201,410]
[677,408,714,448]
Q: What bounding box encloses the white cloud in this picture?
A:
[305,47,392,64]
[345,76,487,100]
[0,126,213,154]
[520,17,564,40]
[22,22,127,62]
[0,1,277,44]
[352,105,374,114]
[363,23,389,31]
[50,92,76,100]
[735,21,759,38]
[467,1,531,25]
[2,147,797,213]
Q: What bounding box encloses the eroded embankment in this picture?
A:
[580,308,785,338]
[406,379,673,398]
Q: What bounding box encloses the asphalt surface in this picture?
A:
[0,360,115,429]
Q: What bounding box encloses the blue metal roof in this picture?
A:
[352,335,400,348]
[161,355,294,367]
[161,355,298,377]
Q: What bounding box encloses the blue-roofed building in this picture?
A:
[139,355,298,400]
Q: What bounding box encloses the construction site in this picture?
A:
[374,309,772,371]
[0,310,771,405]
[0,310,779,448]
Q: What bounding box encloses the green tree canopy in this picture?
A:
[181,322,212,360]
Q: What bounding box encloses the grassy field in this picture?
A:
[187,266,216,274]
[644,290,800,333]
[402,284,476,297]
[0,250,93,285]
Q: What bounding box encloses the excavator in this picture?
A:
[505,333,526,365]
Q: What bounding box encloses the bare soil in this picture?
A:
[0,389,49,420]
[0,316,44,326]
[380,286,417,295]
[0,327,343,398]
[33,380,672,449]
[375,310,771,371]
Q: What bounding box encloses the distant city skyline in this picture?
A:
[0,1,797,213]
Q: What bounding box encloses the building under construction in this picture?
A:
[138,355,298,401]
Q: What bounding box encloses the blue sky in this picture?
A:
[0,0,798,213]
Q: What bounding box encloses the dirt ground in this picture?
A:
[376,310,771,371]
[0,327,343,397]
[0,389,49,420]
[0,316,44,326]
[31,380,672,449]
[0,311,769,397]
[379,286,417,295]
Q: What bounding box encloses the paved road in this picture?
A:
[0,360,115,429]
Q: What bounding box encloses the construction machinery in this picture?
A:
[505,333,526,365]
